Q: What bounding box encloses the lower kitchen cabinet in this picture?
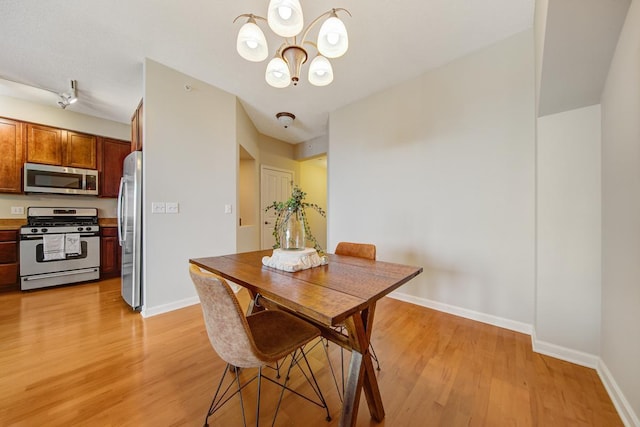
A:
[0,230,19,291]
[100,227,121,279]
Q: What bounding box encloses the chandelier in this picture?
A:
[234,0,351,88]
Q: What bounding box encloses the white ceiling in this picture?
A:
[0,0,533,144]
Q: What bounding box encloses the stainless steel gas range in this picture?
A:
[20,207,100,290]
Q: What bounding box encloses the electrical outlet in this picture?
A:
[151,202,166,214]
[11,206,24,215]
[224,204,232,214]
[166,202,179,214]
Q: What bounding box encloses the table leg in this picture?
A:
[341,311,385,427]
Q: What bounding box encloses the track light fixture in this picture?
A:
[235,1,351,88]
[57,80,78,109]
[0,76,80,109]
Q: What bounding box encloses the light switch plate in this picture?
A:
[151,202,166,214]
[224,204,232,214]
[166,202,179,214]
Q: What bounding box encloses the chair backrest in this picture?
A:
[189,264,264,368]
[334,242,376,260]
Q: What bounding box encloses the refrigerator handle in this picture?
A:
[117,177,126,245]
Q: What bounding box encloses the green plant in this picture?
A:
[264,183,326,252]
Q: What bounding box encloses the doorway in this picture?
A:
[260,166,294,250]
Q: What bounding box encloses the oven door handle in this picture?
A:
[22,267,100,282]
[21,233,98,240]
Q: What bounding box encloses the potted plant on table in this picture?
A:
[265,183,326,252]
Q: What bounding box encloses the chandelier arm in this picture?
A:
[302,40,318,51]
[299,8,351,45]
[233,13,267,24]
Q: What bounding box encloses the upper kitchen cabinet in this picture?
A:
[131,99,143,152]
[0,117,25,193]
[98,137,130,198]
[25,123,63,166]
[26,123,97,169]
[65,131,97,169]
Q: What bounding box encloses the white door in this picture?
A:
[261,167,293,250]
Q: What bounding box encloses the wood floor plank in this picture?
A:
[0,279,623,426]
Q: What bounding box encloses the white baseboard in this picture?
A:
[531,329,599,368]
[141,296,200,318]
[388,291,532,335]
[388,291,638,427]
[598,360,640,427]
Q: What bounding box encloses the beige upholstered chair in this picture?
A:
[189,264,331,427]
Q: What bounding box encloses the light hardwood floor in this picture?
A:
[0,278,622,426]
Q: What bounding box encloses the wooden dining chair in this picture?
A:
[334,241,380,367]
[189,264,331,427]
[325,242,381,399]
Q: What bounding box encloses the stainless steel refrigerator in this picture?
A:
[118,151,142,310]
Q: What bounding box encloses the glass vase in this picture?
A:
[280,208,306,250]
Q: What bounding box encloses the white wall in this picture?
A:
[601,1,640,424]
[536,105,601,361]
[329,30,535,326]
[142,59,237,315]
[0,95,130,218]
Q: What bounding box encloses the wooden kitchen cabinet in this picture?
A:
[26,123,97,169]
[98,137,130,198]
[100,227,121,279]
[65,131,97,169]
[130,99,143,152]
[0,117,24,193]
[0,230,19,291]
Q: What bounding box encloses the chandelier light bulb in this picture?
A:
[317,15,348,58]
[265,57,291,88]
[308,55,334,87]
[237,20,269,62]
[267,0,304,37]
[278,6,292,20]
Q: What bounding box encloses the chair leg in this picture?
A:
[265,348,332,424]
[369,343,381,371]
[298,349,332,422]
[236,366,248,427]
[255,367,262,427]
[203,363,258,427]
[322,340,343,403]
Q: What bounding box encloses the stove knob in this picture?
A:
[42,228,48,233]
[77,227,84,232]
[85,227,92,231]
[31,228,38,233]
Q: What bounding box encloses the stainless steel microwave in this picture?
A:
[23,163,99,195]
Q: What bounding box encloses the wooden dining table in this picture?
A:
[190,249,422,427]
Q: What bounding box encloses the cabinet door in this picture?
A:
[99,138,130,198]
[100,228,121,278]
[131,100,143,152]
[0,117,24,193]
[65,131,97,169]
[26,123,63,166]
[0,230,19,289]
